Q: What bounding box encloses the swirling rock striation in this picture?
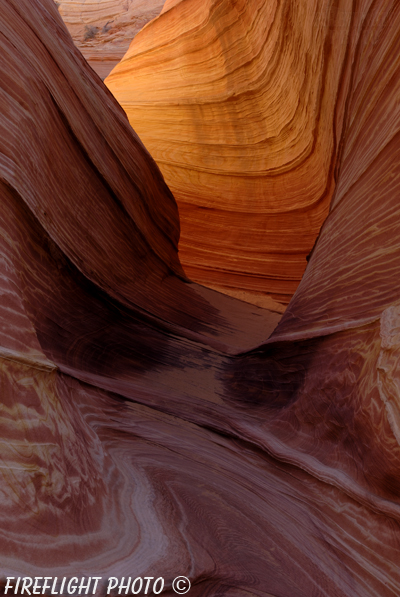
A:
[2,0,400,596]
[56,0,165,78]
[0,0,282,582]
[106,0,353,303]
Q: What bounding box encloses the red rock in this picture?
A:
[0,0,281,577]
[2,0,400,595]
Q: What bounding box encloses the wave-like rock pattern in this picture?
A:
[0,0,283,583]
[106,0,353,303]
[56,0,165,78]
[2,0,400,595]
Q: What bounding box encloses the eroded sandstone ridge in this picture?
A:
[56,0,165,78]
[2,0,400,595]
[105,0,352,304]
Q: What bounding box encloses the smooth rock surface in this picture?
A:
[106,0,352,303]
[56,0,165,78]
[0,0,283,582]
[2,0,400,595]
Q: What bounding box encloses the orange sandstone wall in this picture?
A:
[106,0,352,303]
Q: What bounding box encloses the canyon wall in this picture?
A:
[0,0,284,583]
[1,0,400,595]
[106,0,352,304]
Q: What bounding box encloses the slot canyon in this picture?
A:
[0,0,399,595]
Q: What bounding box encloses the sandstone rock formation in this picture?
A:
[0,0,283,582]
[56,0,165,78]
[2,0,400,595]
[105,0,352,304]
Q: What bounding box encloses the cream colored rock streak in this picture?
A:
[378,305,400,446]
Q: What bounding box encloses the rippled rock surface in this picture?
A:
[105,0,354,304]
[0,0,280,582]
[56,0,165,78]
[2,0,400,595]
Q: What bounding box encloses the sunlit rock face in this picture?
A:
[105,0,353,304]
[3,0,400,595]
[56,0,165,78]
